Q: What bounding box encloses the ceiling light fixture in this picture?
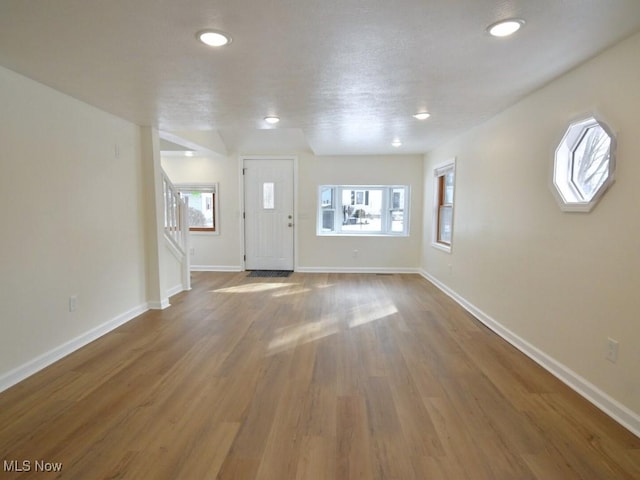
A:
[392,139,402,147]
[264,116,280,124]
[197,30,232,47]
[487,19,525,37]
[413,112,431,120]
[184,151,195,157]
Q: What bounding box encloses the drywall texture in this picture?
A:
[422,32,640,417]
[0,66,147,378]
[298,153,424,270]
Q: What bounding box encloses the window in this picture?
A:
[432,159,455,252]
[177,184,219,233]
[263,182,275,210]
[553,116,616,212]
[318,185,410,236]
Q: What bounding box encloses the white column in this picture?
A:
[140,126,170,309]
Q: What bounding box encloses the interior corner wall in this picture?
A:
[0,65,148,387]
[421,32,640,426]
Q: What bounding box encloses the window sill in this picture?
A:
[431,241,452,253]
[317,233,409,238]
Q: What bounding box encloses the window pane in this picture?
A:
[341,189,383,232]
[321,187,334,208]
[438,205,452,244]
[391,210,404,232]
[263,182,275,209]
[390,188,405,232]
[322,210,335,231]
[571,125,611,200]
[320,187,335,232]
[183,192,214,229]
[443,171,454,204]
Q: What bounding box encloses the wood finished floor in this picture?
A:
[1,272,639,479]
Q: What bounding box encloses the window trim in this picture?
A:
[432,159,456,253]
[552,115,616,213]
[316,185,410,237]
[176,183,220,235]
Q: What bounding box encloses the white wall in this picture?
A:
[0,66,148,385]
[422,32,640,428]
[163,153,424,272]
[298,153,423,271]
[163,243,184,296]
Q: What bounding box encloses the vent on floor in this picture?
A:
[247,270,293,278]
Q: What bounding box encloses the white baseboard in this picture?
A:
[166,284,184,297]
[148,298,170,310]
[295,266,420,274]
[190,265,243,272]
[191,266,419,274]
[419,269,640,439]
[0,303,149,393]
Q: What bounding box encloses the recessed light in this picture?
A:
[392,139,402,147]
[184,151,195,157]
[413,112,431,120]
[264,116,280,124]
[487,19,525,37]
[197,30,232,47]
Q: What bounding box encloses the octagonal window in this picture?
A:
[553,116,616,212]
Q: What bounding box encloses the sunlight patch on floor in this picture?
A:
[313,283,335,289]
[271,287,312,298]
[267,300,398,354]
[268,316,341,354]
[211,282,294,294]
[347,302,398,328]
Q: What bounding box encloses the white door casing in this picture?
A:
[243,158,294,270]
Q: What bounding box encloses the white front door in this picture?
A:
[244,158,294,270]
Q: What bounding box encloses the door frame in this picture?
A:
[238,155,298,271]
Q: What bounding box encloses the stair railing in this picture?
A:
[162,171,191,291]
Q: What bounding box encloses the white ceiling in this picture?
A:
[1,0,640,156]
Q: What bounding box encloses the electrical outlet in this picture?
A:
[352,249,359,258]
[606,337,619,363]
[189,247,195,256]
[69,295,78,312]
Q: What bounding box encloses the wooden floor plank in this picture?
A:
[295,435,335,480]
[336,395,374,479]
[0,272,638,479]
